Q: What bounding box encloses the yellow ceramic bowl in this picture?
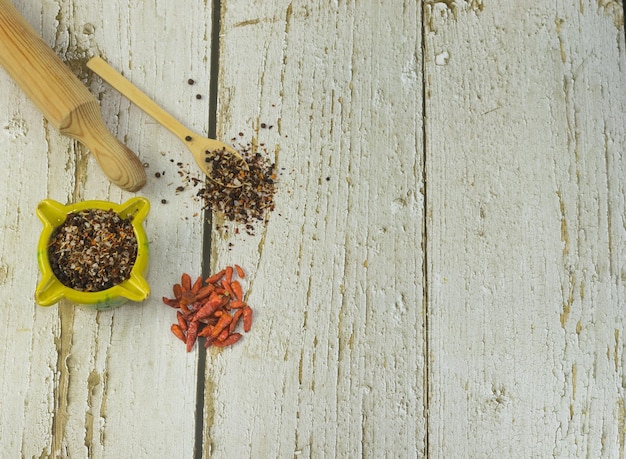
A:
[35,197,150,310]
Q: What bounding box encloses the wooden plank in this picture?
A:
[0,0,211,456]
[0,3,60,456]
[425,1,626,457]
[1,0,623,457]
[203,1,426,457]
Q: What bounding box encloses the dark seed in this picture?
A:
[185,136,192,141]
[155,172,161,178]
[161,199,167,204]
[188,78,195,85]
[196,94,202,100]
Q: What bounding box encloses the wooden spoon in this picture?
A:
[87,57,247,188]
[0,0,146,192]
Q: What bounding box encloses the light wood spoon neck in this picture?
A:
[87,57,193,142]
[87,56,247,188]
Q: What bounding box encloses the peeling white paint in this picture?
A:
[435,50,450,65]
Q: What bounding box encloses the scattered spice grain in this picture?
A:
[164,135,278,235]
[47,209,137,292]
[196,143,276,228]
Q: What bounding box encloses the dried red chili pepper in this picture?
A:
[242,306,253,333]
[210,314,232,338]
[230,280,243,301]
[181,273,192,291]
[177,311,188,331]
[162,265,253,351]
[191,276,203,293]
[171,324,186,342]
[162,297,179,308]
[213,333,242,347]
[173,284,183,300]
[195,285,215,301]
[217,328,230,342]
[194,301,220,323]
[221,279,236,299]
[206,269,225,284]
[198,325,213,338]
[225,266,234,284]
[229,309,243,334]
[186,320,199,352]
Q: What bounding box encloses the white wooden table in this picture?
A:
[1,1,625,457]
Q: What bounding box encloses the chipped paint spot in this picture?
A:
[425,0,485,25]
[615,329,621,372]
[618,397,626,455]
[560,272,575,327]
[233,18,261,28]
[555,18,567,64]
[82,23,96,35]
[84,370,101,453]
[0,263,8,283]
[3,116,28,139]
[435,51,450,66]
[401,55,419,85]
[51,301,76,457]
[201,374,216,458]
[597,0,625,29]
[557,191,569,256]
[571,364,577,400]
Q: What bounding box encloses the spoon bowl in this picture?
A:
[86,57,247,188]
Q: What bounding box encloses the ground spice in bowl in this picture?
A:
[35,197,150,309]
[47,209,138,292]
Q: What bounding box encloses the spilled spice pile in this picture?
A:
[196,142,277,227]
[48,209,137,292]
[204,147,247,188]
[162,265,253,351]
[162,135,277,234]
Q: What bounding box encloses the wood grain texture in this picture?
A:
[0,0,624,457]
[0,0,210,457]
[425,1,626,457]
[205,1,425,457]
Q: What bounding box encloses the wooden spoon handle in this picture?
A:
[0,0,146,191]
[87,57,195,142]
